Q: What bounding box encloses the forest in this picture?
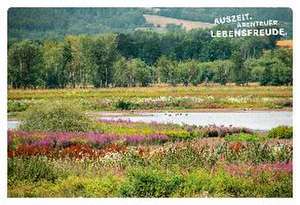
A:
[8,29,292,89]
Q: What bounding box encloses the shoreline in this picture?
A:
[91,108,293,117]
[8,108,292,121]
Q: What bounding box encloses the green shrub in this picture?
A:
[249,172,293,197]
[8,100,30,112]
[19,101,95,132]
[175,169,212,197]
[175,169,264,197]
[268,126,293,139]
[208,171,253,197]
[120,167,183,197]
[159,144,206,169]
[8,157,59,183]
[164,130,193,141]
[114,100,136,110]
[120,151,147,167]
[224,133,262,142]
[265,173,293,197]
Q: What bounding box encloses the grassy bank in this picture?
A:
[8,85,293,116]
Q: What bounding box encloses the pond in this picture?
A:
[7,120,20,130]
[99,111,292,131]
[8,111,292,131]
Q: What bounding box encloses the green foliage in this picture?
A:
[20,101,95,132]
[114,100,136,110]
[118,31,162,65]
[246,49,293,86]
[8,8,146,40]
[113,58,152,87]
[156,56,179,86]
[177,60,201,86]
[113,57,132,87]
[231,51,250,85]
[42,41,69,88]
[49,175,121,197]
[8,100,30,112]
[178,169,291,197]
[8,35,292,89]
[87,35,119,88]
[212,60,234,85]
[159,144,207,169]
[264,174,293,197]
[8,157,59,183]
[175,169,211,196]
[164,130,194,140]
[207,171,253,197]
[224,133,262,142]
[8,175,122,197]
[130,59,152,87]
[268,126,293,139]
[120,167,183,197]
[8,40,43,88]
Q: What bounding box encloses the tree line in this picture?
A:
[8,30,292,89]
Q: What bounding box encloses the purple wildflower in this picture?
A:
[125,135,145,144]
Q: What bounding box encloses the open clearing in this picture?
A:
[143,14,214,30]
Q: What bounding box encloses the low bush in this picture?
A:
[8,157,59,183]
[224,133,262,142]
[114,100,136,110]
[8,100,30,112]
[120,167,183,197]
[157,144,208,169]
[51,175,121,197]
[164,130,193,141]
[19,101,95,132]
[8,175,121,197]
[174,169,212,197]
[208,171,253,197]
[268,126,293,139]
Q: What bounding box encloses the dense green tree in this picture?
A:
[177,60,201,86]
[244,48,292,86]
[113,57,132,87]
[212,60,234,85]
[117,31,162,65]
[262,50,292,85]
[64,36,81,88]
[88,35,119,87]
[8,40,43,88]
[231,51,250,85]
[42,41,69,88]
[197,62,216,84]
[130,59,152,87]
[156,56,179,86]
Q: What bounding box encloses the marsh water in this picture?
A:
[99,111,292,131]
[8,111,292,131]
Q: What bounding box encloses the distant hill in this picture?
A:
[8,8,293,41]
